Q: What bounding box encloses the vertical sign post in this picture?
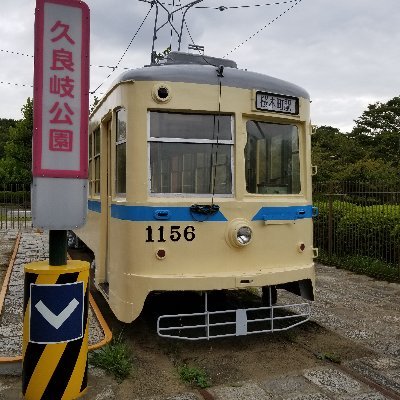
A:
[32,0,90,230]
[23,1,91,399]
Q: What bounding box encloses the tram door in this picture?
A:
[104,119,112,287]
[104,109,126,293]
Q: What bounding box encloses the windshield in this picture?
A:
[245,121,300,194]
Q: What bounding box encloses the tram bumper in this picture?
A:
[107,263,315,324]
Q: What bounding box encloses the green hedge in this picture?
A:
[317,251,400,282]
[314,201,400,266]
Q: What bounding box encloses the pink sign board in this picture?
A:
[33,0,89,178]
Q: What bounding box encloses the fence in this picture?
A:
[313,181,400,281]
[0,181,399,280]
[0,183,31,230]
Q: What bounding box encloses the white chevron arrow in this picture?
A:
[35,298,79,329]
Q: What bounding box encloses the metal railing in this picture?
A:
[0,183,31,230]
[157,290,311,340]
[313,181,400,281]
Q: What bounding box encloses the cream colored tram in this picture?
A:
[76,52,317,339]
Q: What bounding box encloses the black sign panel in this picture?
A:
[256,92,299,115]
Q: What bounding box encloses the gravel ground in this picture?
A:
[0,229,105,359]
[0,230,399,400]
[301,264,400,357]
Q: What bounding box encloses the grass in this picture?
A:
[316,352,341,364]
[317,251,400,283]
[280,328,299,343]
[89,332,132,382]
[178,364,211,389]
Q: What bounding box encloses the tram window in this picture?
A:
[116,108,127,195]
[245,121,300,194]
[150,112,232,140]
[88,133,93,196]
[149,112,233,194]
[93,128,101,195]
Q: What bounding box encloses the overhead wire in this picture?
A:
[1,0,303,92]
[169,0,303,62]
[196,0,298,9]
[90,4,154,94]
[172,5,224,203]
[173,2,211,62]
[0,3,153,96]
[150,0,201,54]
[224,0,303,57]
[210,76,223,205]
[184,20,196,48]
[0,48,133,70]
[0,81,106,100]
[92,65,131,71]
[181,14,215,66]
[175,0,303,203]
[170,0,175,48]
[0,81,33,88]
[0,49,32,58]
[174,5,203,57]
[140,0,298,9]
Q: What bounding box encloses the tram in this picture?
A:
[75,51,317,339]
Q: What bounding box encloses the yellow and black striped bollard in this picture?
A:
[22,260,89,400]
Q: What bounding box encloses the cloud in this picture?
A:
[0,0,399,132]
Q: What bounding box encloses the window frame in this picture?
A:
[244,119,302,196]
[147,111,235,197]
[88,132,93,197]
[115,107,127,197]
[93,127,101,196]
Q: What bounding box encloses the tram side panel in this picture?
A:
[78,79,315,323]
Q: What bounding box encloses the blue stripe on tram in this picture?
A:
[111,204,228,222]
[252,205,314,221]
[89,201,315,222]
[88,200,101,213]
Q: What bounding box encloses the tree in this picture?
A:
[334,158,398,183]
[0,118,17,159]
[0,98,33,184]
[312,125,367,182]
[351,96,400,166]
[352,96,400,137]
[312,96,400,185]
[89,95,100,114]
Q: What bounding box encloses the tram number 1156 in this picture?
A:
[145,226,196,243]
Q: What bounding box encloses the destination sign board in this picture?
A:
[255,91,299,115]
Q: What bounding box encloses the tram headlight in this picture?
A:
[236,226,252,246]
[226,219,253,248]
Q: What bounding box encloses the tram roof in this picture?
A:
[115,52,310,100]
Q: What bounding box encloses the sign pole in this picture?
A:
[23,0,91,398]
[49,230,67,266]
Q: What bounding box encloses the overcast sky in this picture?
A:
[0,0,399,132]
